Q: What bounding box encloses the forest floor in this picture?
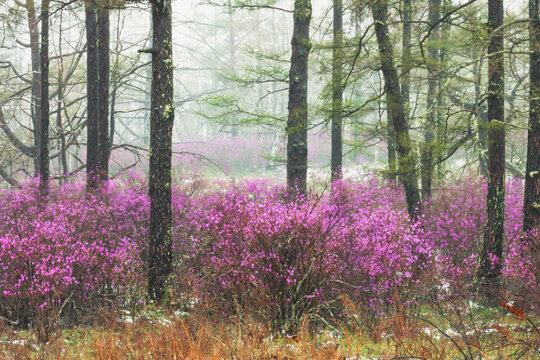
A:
[1,305,538,360]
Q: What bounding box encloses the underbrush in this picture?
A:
[0,173,538,354]
[0,302,537,359]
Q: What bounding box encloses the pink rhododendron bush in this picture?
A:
[422,177,538,299]
[0,179,149,331]
[0,175,537,336]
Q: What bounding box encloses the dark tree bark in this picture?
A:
[478,0,505,300]
[421,0,441,201]
[148,0,174,302]
[97,4,110,182]
[524,0,540,233]
[287,0,311,195]
[372,0,422,220]
[85,1,99,191]
[331,0,343,183]
[39,0,50,198]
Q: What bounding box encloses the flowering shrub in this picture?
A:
[179,179,430,333]
[422,177,538,300]
[178,182,338,333]
[0,174,536,338]
[328,180,428,313]
[0,179,148,336]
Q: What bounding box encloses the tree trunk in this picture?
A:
[421,0,441,201]
[331,0,343,183]
[86,2,99,191]
[148,0,174,302]
[98,4,110,182]
[478,0,505,302]
[436,0,451,178]
[39,0,50,198]
[372,0,422,220]
[524,0,540,233]
[287,0,311,195]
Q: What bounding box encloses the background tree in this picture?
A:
[421,0,441,201]
[39,0,50,198]
[371,0,422,220]
[86,0,100,190]
[97,1,110,182]
[28,0,41,173]
[330,0,343,182]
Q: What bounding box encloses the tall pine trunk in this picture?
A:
[148,0,174,302]
[478,0,505,302]
[287,0,311,195]
[524,0,540,233]
[331,0,343,183]
[39,0,50,198]
[97,4,110,183]
[86,2,99,191]
[372,0,422,220]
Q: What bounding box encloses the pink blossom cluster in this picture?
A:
[0,174,536,331]
[180,177,537,326]
[0,177,148,321]
[422,177,537,297]
[180,180,428,328]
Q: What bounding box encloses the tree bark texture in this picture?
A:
[86,2,100,190]
[524,0,540,233]
[331,0,343,183]
[148,0,174,302]
[39,0,50,198]
[372,0,423,220]
[98,5,110,182]
[478,0,505,296]
[287,0,311,195]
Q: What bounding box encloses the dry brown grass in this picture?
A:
[0,313,348,360]
[1,304,538,360]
